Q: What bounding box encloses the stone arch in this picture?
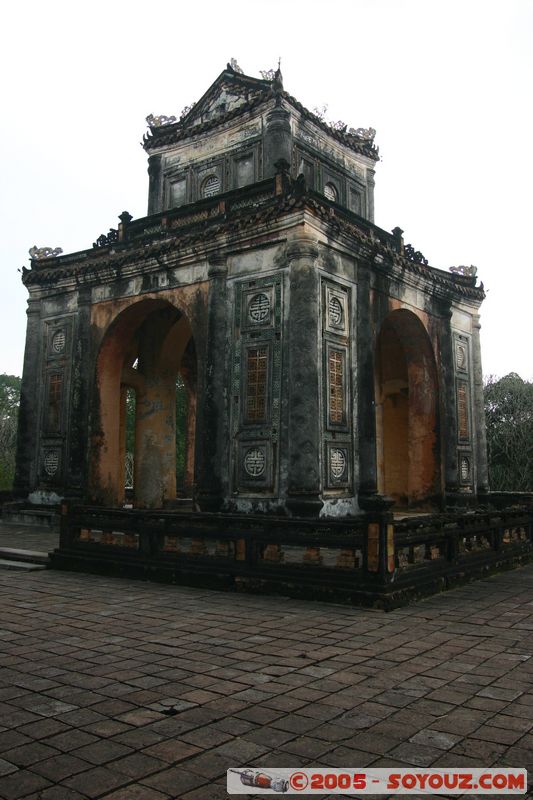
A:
[375,309,441,508]
[89,298,196,507]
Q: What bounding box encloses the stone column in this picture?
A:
[195,254,229,512]
[366,168,376,223]
[66,286,92,498]
[356,269,378,501]
[285,234,323,517]
[147,155,163,215]
[472,313,489,493]
[134,375,176,508]
[438,302,459,502]
[14,297,42,496]
[264,107,292,179]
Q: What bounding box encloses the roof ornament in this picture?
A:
[29,246,63,260]
[450,265,478,278]
[348,127,377,141]
[312,104,328,121]
[228,58,244,74]
[179,102,196,120]
[260,68,276,81]
[404,243,429,266]
[272,58,283,94]
[146,113,177,128]
[330,120,348,132]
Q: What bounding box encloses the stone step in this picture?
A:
[2,504,59,530]
[0,548,49,565]
[0,559,47,571]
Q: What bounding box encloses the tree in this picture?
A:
[484,373,533,492]
[0,374,21,490]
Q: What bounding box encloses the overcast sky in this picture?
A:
[1,0,531,380]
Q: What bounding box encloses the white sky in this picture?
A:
[1,0,531,379]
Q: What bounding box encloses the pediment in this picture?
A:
[180,69,269,129]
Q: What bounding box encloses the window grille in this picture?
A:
[329,349,344,424]
[48,373,62,431]
[457,384,469,439]
[246,346,268,422]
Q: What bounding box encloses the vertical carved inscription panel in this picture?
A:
[457,383,469,441]
[322,281,352,491]
[246,346,268,423]
[328,348,345,426]
[454,333,473,487]
[233,276,282,492]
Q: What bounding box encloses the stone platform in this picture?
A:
[0,521,532,798]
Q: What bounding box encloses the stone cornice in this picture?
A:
[23,176,484,304]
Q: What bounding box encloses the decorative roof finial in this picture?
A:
[228,58,244,74]
[29,246,63,260]
[272,60,284,95]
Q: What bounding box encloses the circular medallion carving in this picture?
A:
[456,344,466,369]
[328,296,343,327]
[330,448,346,479]
[460,455,470,482]
[202,175,221,197]
[244,448,266,477]
[52,330,66,353]
[248,293,270,323]
[44,450,59,476]
[324,182,338,202]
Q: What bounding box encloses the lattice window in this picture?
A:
[47,373,62,431]
[246,346,268,422]
[457,384,469,440]
[202,175,221,198]
[329,349,344,425]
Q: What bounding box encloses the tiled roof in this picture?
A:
[143,67,379,161]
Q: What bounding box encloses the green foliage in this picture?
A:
[0,374,21,490]
[484,373,533,492]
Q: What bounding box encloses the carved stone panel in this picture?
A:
[237,441,273,490]
[240,284,276,331]
[325,442,351,489]
[46,319,72,361]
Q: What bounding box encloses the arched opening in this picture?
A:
[90,299,197,508]
[375,309,441,509]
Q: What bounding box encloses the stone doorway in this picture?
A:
[375,309,441,508]
[90,299,197,508]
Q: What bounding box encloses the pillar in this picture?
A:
[438,301,459,503]
[472,313,489,493]
[195,254,229,511]
[66,286,92,498]
[264,108,292,179]
[14,297,42,495]
[134,374,176,508]
[285,234,323,516]
[356,269,379,501]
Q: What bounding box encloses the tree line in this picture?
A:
[0,372,531,494]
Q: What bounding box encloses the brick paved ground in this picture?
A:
[0,524,532,799]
